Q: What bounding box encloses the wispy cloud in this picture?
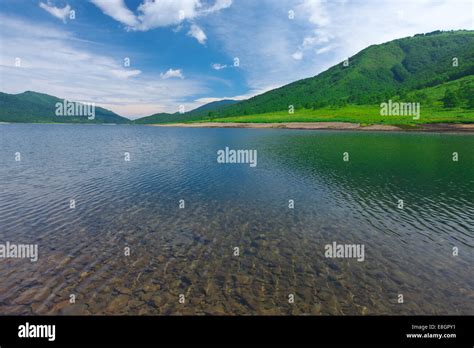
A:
[194,83,281,105]
[187,24,207,44]
[89,0,139,27]
[207,1,305,92]
[201,0,233,15]
[160,68,184,79]
[211,63,227,70]
[39,1,71,23]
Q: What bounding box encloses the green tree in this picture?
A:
[414,91,427,102]
[458,83,474,108]
[466,92,474,109]
[442,89,459,108]
[398,89,408,100]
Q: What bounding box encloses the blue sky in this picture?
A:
[0,0,473,119]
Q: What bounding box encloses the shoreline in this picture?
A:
[2,121,474,133]
[151,122,474,133]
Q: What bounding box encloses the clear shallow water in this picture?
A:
[0,123,472,315]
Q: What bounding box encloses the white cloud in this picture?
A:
[199,85,281,104]
[90,0,232,31]
[187,24,207,44]
[110,69,142,79]
[200,0,233,15]
[160,68,184,79]
[211,63,227,70]
[90,0,139,27]
[195,97,233,104]
[136,0,200,30]
[292,51,303,60]
[301,0,330,27]
[39,1,71,23]
[315,44,334,55]
[292,0,333,61]
[191,83,280,109]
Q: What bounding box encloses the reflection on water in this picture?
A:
[0,124,472,315]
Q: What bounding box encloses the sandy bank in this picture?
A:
[151,122,474,133]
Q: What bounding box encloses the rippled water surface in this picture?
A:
[0,124,473,315]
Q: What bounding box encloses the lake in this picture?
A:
[0,124,472,315]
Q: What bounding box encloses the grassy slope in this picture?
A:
[204,105,473,125]
[199,76,474,125]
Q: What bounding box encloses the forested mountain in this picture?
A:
[0,91,129,124]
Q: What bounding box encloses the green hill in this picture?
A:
[185,99,239,117]
[134,30,474,124]
[133,112,176,125]
[133,99,239,124]
[0,91,130,124]
[216,30,474,117]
